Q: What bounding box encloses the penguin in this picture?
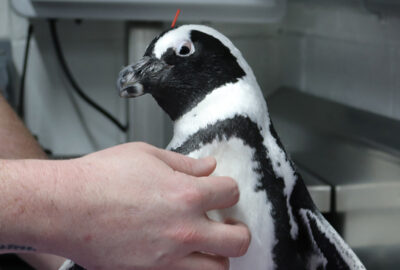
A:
[60,25,366,270]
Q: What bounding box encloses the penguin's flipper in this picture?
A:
[299,209,365,270]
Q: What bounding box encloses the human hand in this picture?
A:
[48,142,251,270]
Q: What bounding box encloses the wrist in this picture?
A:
[0,159,73,255]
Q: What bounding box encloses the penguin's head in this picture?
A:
[117,25,249,121]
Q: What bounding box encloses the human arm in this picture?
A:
[0,142,250,270]
[0,92,67,269]
[0,92,46,159]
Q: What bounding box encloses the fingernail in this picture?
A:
[201,156,216,167]
[195,156,216,172]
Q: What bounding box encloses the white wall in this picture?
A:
[279,0,400,120]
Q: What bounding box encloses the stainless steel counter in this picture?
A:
[268,88,400,157]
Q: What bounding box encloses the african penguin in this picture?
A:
[60,25,366,270]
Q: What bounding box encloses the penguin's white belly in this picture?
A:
[185,137,275,270]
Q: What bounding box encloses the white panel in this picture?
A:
[343,210,400,247]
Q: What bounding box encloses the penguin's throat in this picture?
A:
[152,88,210,121]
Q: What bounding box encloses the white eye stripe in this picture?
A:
[153,27,192,58]
[152,25,253,80]
[176,40,195,57]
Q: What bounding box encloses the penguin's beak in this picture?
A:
[117,56,169,98]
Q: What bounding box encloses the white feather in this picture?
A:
[188,137,276,270]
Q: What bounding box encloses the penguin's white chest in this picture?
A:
[185,137,276,270]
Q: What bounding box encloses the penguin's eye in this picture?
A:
[176,41,194,57]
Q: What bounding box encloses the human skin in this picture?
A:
[0,93,47,160]
[0,93,67,269]
[0,94,251,270]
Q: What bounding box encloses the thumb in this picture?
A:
[153,149,217,177]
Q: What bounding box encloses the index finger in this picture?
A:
[152,148,217,177]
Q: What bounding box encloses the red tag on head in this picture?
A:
[171,9,181,28]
